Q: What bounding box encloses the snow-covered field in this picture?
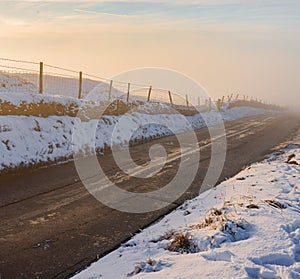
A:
[0,78,123,105]
[0,72,121,100]
[73,132,300,279]
[0,72,161,102]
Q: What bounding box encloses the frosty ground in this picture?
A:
[73,132,300,279]
[0,91,278,171]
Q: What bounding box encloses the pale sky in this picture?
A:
[1,0,300,106]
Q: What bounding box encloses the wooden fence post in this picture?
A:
[108,80,113,101]
[209,98,212,111]
[221,96,225,107]
[126,83,130,103]
[186,94,189,110]
[116,99,119,115]
[39,62,43,94]
[147,86,152,102]
[78,71,83,99]
[217,99,222,111]
[168,91,173,107]
[228,94,233,103]
[235,94,239,100]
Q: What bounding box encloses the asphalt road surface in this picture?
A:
[0,113,299,279]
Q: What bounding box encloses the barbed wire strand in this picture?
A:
[83,73,148,88]
[43,71,78,79]
[0,57,39,65]
[44,63,79,74]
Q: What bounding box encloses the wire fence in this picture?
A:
[0,57,274,112]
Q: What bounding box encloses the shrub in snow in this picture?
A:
[167,232,198,254]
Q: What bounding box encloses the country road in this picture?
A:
[0,113,299,279]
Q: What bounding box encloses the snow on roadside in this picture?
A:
[73,133,300,279]
[0,106,275,171]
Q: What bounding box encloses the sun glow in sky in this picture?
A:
[1,0,300,106]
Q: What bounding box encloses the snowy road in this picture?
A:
[0,114,299,279]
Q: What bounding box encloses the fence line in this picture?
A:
[0,57,281,111]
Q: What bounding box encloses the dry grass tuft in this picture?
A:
[189,208,228,231]
[167,232,193,253]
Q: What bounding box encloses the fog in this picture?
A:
[0,1,299,108]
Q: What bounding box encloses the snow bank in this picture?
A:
[73,133,300,279]
[0,106,273,171]
[0,105,276,172]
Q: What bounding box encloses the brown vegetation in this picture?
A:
[0,99,198,119]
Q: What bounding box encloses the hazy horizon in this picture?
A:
[1,0,300,107]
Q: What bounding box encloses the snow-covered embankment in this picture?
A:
[0,91,276,172]
[73,133,300,279]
